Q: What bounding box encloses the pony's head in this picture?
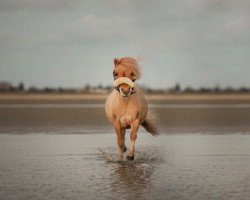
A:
[113,57,141,97]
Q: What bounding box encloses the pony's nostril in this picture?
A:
[122,88,127,93]
[121,88,129,95]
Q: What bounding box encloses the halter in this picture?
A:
[113,77,136,94]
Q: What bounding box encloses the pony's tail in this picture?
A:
[141,111,159,136]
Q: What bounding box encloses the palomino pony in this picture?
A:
[105,57,159,161]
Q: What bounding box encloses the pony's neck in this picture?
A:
[119,95,130,102]
[118,95,131,116]
[116,91,132,105]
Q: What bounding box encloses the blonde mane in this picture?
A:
[114,57,141,80]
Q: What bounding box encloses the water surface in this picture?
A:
[1,102,250,199]
[1,134,250,200]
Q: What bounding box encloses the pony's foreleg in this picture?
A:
[127,119,139,161]
[114,122,125,161]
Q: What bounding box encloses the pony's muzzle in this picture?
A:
[113,77,135,97]
[119,83,132,97]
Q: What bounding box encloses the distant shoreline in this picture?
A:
[1,93,250,104]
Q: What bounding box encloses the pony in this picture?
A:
[105,57,159,161]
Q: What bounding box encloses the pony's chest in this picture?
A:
[114,99,139,114]
[113,100,139,120]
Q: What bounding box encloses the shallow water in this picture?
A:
[1,102,250,199]
[1,134,250,200]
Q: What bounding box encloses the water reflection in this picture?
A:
[98,147,162,199]
[110,162,154,199]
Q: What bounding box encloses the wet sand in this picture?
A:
[1,93,250,104]
[1,93,250,134]
[1,106,250,134]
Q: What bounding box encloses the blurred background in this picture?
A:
[0,0,250,91]
[0,0,250,134]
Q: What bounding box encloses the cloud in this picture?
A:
[0,0,250,88]
[63,14,136,43]
[0,0,81,11]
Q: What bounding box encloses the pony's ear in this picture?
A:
[114,58,119,66]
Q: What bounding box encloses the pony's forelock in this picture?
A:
[114,57,141,80]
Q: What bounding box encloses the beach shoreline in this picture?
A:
[1,93,250,104]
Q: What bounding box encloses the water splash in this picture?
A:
[98,146,163,164]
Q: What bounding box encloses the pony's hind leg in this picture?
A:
[127,119,139,161]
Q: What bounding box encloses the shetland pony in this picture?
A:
[105,57,159,161]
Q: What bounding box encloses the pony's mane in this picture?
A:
[114,57,141,80]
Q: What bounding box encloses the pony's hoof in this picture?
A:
[118,157,123,162]
[123,145,127,153]
[126,155,134,161]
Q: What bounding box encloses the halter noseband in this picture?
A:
[113,77,136,94]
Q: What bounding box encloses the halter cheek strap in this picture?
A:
[131,88,136,94]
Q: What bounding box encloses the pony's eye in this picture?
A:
[113,70,117,77]
[130,72,134,76]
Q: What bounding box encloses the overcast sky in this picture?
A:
[0,0,249,89]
